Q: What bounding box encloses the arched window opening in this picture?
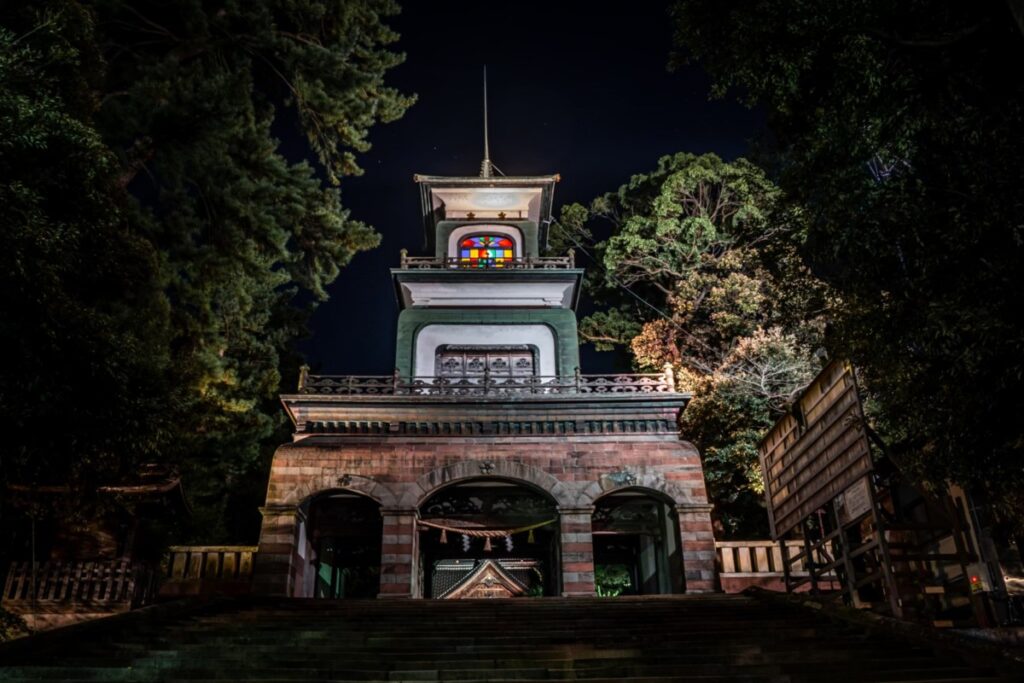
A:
[459,234,515,267]
[592,490,683,596]
[305,492,382,598]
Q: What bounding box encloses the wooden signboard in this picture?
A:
[758,361,873,539]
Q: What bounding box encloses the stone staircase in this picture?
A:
[0,595,1014,682]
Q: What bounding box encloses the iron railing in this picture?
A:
[399,249,575,270]
[296,366,677,397]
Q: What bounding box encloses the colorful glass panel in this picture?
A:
[458,235,515,267]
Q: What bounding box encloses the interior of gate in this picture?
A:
[417,479,559,598]
[304,492,383,599]
[592,490,684,596]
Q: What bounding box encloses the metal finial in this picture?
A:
[480,65,492,178]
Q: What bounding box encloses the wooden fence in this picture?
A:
[160,546,257,597]
[2,559,156,607]
[716,540,838,593]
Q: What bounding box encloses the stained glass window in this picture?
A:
[458,235,515,267]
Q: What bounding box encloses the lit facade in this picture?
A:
[253,170,717,598]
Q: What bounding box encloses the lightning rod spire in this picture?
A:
[480,65,492,178]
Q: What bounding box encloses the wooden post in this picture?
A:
[802,518,820,595]
[831,500,863,608]
[943,494,992,626]
[867,478,903,618]
[779,539,793,592]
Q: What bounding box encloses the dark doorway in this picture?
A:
[418,479,559,598]
[592,490,683,595]
[306,492,382,598]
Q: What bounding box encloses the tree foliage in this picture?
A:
[0,3,173,511]
[670,1,1024,530]
[0,1,412,542]
[560,153,825,535]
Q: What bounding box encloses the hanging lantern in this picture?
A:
[505,535,513,552]
[483,537,492,552]
[440,528,448,544]
[462,534,471,552]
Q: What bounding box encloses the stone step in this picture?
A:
[0,596,1011,682]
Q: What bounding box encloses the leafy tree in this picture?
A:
[0,3,174,541]
[558,153,825,535]
[0,1,413,544]
[669,1,1024,531]
[89,0,413,539]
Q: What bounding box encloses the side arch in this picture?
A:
[576,473,694,508]
[278,471,399,509]
[404,460,574,508]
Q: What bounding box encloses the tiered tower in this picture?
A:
[254,109,716,599]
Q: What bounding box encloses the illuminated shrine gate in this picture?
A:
[256,160,719,599]
[417,480,559,598]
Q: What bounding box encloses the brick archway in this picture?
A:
[277,472,399,510]
[575,473,693,508]
[405,460,575,509]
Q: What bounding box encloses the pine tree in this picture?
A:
[0,1,414,543]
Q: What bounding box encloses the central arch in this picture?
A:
[416,477,561,598]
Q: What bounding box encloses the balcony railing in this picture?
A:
[297,367,677,397]
[399,250,575,270]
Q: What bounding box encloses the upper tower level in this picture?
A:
[414,174,560,259]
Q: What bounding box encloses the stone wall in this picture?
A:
[254,433,715,597]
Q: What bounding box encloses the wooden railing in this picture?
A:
[160,546,257,597]
[399,251,576,270]
[717,539,838,576]
[717,540,837,583]
[297,367,678,397]
[2,559,156,607]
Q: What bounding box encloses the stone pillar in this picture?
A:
[379,507,419,598]
[254,504,306,596]
[559,506,596,597]
[676,503,717,593]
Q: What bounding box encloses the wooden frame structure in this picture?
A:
[758,361,990,627]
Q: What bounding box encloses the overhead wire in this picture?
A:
[551,220,717,357]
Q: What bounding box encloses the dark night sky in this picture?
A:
[299,1,763,375]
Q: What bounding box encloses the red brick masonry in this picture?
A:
[255,433,716,597]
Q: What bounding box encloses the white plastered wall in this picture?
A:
[414,324,556,377]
